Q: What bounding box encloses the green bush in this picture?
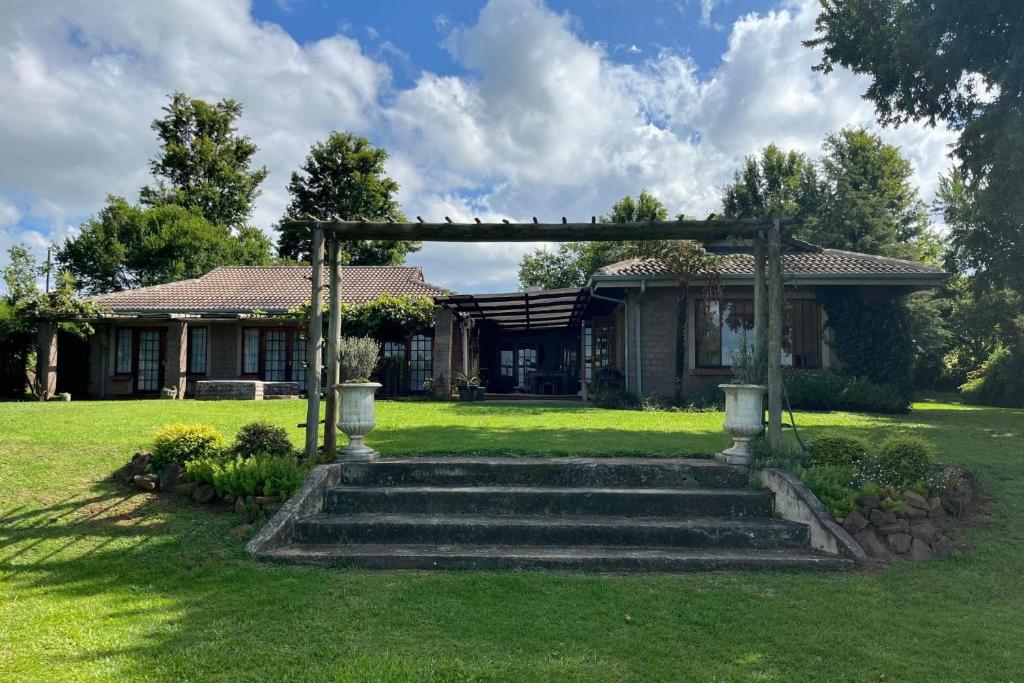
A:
[960,345,1024,408]
[868,435,936,488]
[338,336,380,383]
[806,434,869,468]
[783,371,910,414]
[593,388,641,410]
[749,434,806,470]
[233,421,293,458]
[184,456,219,486]
[795,465,860,518]
[151,423,226,471]
[210,454,306,498]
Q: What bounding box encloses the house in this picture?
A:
[40,265,451,399]
[38,240,944,401]
[436,241,945,398]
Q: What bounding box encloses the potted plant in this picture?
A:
[454,372,480,402]
[475,368,489,401]
[335,336,382,462]
[717,341,766,465]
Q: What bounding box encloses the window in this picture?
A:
[583,327,593,382]
[592,319,615,370]
[695,298,820,369]
[408,334,432,392]
[263,329,288,381]
[187,327,208,375]
[517,345,537,388]
[291,333,307,386]
[500,349,514,377]
[115,328,132,374]
[243,328,260,374]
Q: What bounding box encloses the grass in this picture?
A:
[1,397,1023,681]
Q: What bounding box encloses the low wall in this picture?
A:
[247,463,342,556]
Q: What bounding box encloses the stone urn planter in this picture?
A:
[717,383,766,465]
[335,382,381,462]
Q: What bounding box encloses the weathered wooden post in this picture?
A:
[766,217,784,452]
[324,236,342,455]
[752,231,768,380]
[304,227,325,461]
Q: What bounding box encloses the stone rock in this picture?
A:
[260,503,280,514]
[159,463,187,491]
[253,495,282,505]
[172,482,196,496]
[132,474,157,492]
[843,510,869,533]
[901,490,930,510]
[909,538,933,562]
[932,537,956,559]
[886,532,913,554]
[877,519,910,536]
[234,497,247,514]
[857,495,881,510]
[192,484,217,504]
[854,528,893,560]
[222,493,236,505]
[910,520,938,544]
[895,503,928,519]
[869,509,897,528]
[941,495,967,517]
[927,497,944,517]
[118,452,150,482]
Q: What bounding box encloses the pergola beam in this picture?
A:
[280,218,797,242]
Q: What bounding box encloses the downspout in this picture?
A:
[635,278,646,394]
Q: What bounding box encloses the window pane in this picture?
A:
[243,329,260,374]
[500,349,514,377]
[593,321,614,370]
[721,300,754,367]
[136,330,161,392]
[188,328,208,374]
[264,329,287,381]
[696,300,722,367]
[115,328,132,374]
[518,345,537,389]
[583,327,592,382]
[291,332,307,385]
[409,335,432,392]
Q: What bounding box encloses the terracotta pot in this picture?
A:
[334,382,381,462]
[717,384,766,465]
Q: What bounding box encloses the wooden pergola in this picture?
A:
[279,216,797,461]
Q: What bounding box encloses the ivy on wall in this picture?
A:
[818,287,914,402]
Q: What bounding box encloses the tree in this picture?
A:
[2,245,40,304]
[276,132,418,263]
[722,144,823,222]
[140,92,268,229]
[806,0,1024,288]
[518,191,670,289]
[58,197,271,294]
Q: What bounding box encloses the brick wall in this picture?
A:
[631,288,679,397]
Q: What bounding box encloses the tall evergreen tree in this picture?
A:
[140,92,268,229]
[276,132,418,263]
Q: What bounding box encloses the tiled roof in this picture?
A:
[89,266,449,314]
[594,248,945,280]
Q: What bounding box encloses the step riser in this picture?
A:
[341,462,748,489]
[265,550,851,572]
[323,490,774,518]
[295,519,809,549]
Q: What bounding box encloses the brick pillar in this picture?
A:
[35,322,57,400]
[166,321,188,399]
[432,307,454,398]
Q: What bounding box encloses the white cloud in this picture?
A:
[0,0,958,293]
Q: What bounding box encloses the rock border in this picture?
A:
[760,468,868,566]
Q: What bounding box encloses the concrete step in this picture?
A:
[341,457,748,489]
[295,513,810,549]
[263,543,854,572]
[323,486,774,518]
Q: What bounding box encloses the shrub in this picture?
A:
[233,421,293,458]
[960,345,1024,408]
[795,465,859,518]
[184,456,219,486]
[150,423,226,471]
[783,371,910,414]
[868,435,936,488]
[749,434,806,470]
[593,388,641,410]
[806,434,869,469]
[211,454,306,498]
[338,336,380,382]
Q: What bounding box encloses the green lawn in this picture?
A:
[1,398,1023,681]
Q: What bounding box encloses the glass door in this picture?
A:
[134,329,164,394]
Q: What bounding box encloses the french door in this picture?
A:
[134,329,165,394]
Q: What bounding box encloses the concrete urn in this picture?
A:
[717,384,766,465]
[335,382,381,462]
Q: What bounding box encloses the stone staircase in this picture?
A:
[260,457,855,571]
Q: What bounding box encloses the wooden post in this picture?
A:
[324,237,342,455]
[304,228,325,461]
[766,217,784,452]
[753,231,768,383]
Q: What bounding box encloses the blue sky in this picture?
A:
[0,0,954,293]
